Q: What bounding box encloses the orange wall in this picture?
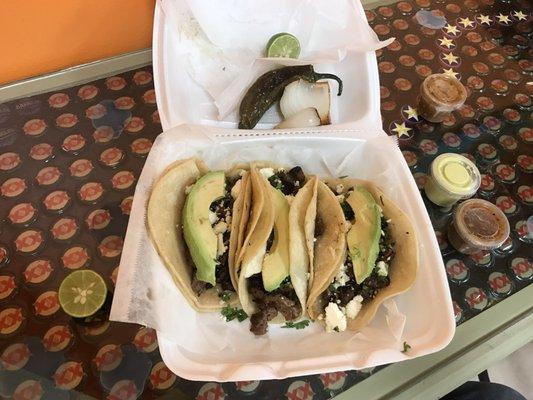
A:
[0,0,155,85]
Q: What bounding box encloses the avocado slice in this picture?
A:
[182,171,225,286]
[262,186,291,292]
[345,187,381,284]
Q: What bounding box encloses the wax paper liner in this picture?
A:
[111,125,424,371]
[159,0,395,119]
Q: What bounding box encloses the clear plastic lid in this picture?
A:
[421,74,467,106]
[453,199,510,250]
[430,153,481,197]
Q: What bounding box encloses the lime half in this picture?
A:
[266,33,301,58]
[59,270,107,318]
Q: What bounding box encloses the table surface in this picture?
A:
[0,0,531,399]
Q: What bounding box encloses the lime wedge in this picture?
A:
[59,270,107,318]
[266,33,301,58]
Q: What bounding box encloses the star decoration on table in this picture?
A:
[442,52,460,65]
[402,106,420,122]
[512,10,528,21]
[477,14,492,25]
[496,13,511,24]
[458,17,475,28]
[442,68,460,79]
[438,37,455,49]
[391,122,412,138]
[443,24,460,35]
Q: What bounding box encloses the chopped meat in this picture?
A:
[250,312,268,335]
[264,293,301,321]
[268,166,307,196]
[266,231,275,252]
[250,285,266,301]
[340,200,355,221]
[359,273,390,299]
[329,284,357,307]
[314,217,325,237]
[247,274,302,335]
[214,229,234,291]
[191,274,209,296]
[249,303,278,336]
[216,259,234,292]
[264,305,278,321]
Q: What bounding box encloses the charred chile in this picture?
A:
[238,65,343,129]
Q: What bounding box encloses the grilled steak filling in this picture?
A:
[266,166,306,196]
[248,275,301,336]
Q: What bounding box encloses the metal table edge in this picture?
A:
[334,284,533,400]
[0,49,152,103]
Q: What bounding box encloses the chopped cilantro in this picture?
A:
[402,341,411,353]
[218,291,231,302]
[282,320,310,330]
[340,201,355,221]
[221,305,248,322]
[279,276,292,290]
[268,174,283,190]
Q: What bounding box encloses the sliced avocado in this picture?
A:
[345,187,381,284]
[262,187,291,292]
[182,171,225,286]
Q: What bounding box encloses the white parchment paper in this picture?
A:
[111,125,415,366]
[159,0,394,119]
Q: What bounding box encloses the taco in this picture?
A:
[289,176,318,315]
[146,158,250,311]
[306,179,418,333]
[236,165,310,335]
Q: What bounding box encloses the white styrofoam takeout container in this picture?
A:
[132,127,457,381]
[145,0,455,381]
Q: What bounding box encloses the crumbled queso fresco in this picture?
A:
[217,234,227,257]
[259,168,275,179]
[213,221,228,235]
[333,264,350,288]
[376,260,388,277]
[346,296,364,318]
[208,211,218,225]
[325,302,346,333]
[324,295,364,332]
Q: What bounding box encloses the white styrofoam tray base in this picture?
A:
[139,128,456,381]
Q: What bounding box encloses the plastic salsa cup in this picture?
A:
[418,74,467,122]
[425,153,481,208]
[447,199,510,254]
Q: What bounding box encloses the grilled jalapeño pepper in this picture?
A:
[238,65,343,129]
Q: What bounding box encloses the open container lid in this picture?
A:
[152,0,393,131]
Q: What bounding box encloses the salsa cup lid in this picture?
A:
[430,153,480,197]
